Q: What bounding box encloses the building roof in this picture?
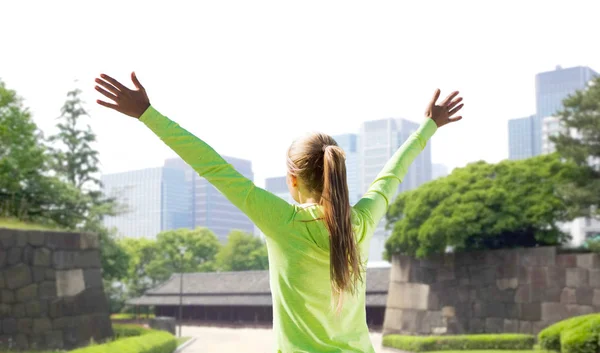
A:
[127,268,389,307]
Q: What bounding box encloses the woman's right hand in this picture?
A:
[95,72,151,119]
[426,89,464,128]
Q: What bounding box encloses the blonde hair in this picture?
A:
[287,133,363,310]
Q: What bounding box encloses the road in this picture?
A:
[180,326,397,352]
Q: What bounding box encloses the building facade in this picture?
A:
[332,133,361,205]
[359,118,432,262]
[102,167,190,238]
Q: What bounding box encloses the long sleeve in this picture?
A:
[353,118,437,241]
[139,106,296,236]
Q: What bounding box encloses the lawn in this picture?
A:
[0,217,64,231]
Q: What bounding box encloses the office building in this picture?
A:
[332,133,361,205]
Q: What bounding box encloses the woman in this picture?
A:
[95,72,463,352]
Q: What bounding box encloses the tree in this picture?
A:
[217,231,269,271]
[551,76,600,219]
[384,154,577,259]
[120,237,161,299]
[47,88,129,281]
[149,227,221,282]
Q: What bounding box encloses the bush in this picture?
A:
[538,314,600,351]
[112,323,153,338]
[70,330,176,353]
[111,313,156,321]
[560,316,600,353]
[382,334,535,352]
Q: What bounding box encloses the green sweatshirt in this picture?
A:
[140,106,437,353]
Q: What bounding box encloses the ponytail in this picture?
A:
[321,146,363,311]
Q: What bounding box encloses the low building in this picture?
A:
[128,268,390,328]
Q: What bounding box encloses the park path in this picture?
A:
[180,325,397,353]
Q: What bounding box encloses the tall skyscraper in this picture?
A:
[265,176,296,205]
[541,116,562,155]
[165,156,256,242]
[536,66,598,118]
[509,65,597,160]
[332,133,361,205]
[359,118,432,262]
[102,167,191,238]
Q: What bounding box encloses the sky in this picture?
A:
[2,0,599,187]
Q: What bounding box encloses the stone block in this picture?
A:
[557,254,578,268]
[497,263,519,279]
[469,318,485,333]
[76,251,101,269]
[16,283,37,303]
[29,333,45,350]
[566,304,594,316]
[519,247,556,267]
[504,319,519,333]
[472,301,486,318]
[2,289,15,303]
[22,246,34,265]
[589,269,600,288]
[561,288,577,304]
[505,303,520,319]
[26,300,48,317]
[515,284,531,303]
[40,281,57,299]
[391,255,413,283]
[519,321,533,334]
[546,267,567,287]
[387,282,430,310]
[382,308,404,334]
[46,330,64,349]
[53,251,77,270]
[469,266,497,285]
[84,268,103,289]
[7,247,22,265]
[497,277,518,290]
[0,304,10,316]
[53,317,77,329]
[533,321,547,335]
[33,248,52,266]
[427,292,440,310]
[15,333,28,350]
[457,286,470,303]
[17,319,33,334]
[486,301,506,318]
[2,318,17,334]
[76,288,109,315]
[541,302,568,322]
[80,232,100,250]
[15,232,27,247]
[442,306,455,318]
[45,268,56,280]
[437,267,456,282]
[593,289,600,307]
[485,317,504,333]
[0,251,6,268]
[13,303,25,318]
[577,254,600,269]
[27,231,46,246]
[576,287,595,305]
[410,266,436,284]
[520,303,541,321]
[566,268,588,287]
[0,229,15,247]
[56,269,85,297]
[33,318,52,334]
[46,232,80,250]
[544,286,563,302]
[0,273,4,289]
[32,266,46,283]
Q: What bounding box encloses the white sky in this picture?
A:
[2,0,598,187]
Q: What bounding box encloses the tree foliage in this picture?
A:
[385,154,578,259]
[216,230,269,271]
[551,76,600,219]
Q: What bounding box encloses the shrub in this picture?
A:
[538,314,600,351]
[70,330,176,353]
[560,316,600,353]
[382,334,535,352]
[112,323,153,338]
[111,313,156,320]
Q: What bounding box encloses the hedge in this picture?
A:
[382,334,535,352]
[538,314,600,352]
[111,313,156,320]
[69,324,176,353]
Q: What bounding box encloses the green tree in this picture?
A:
[217,231,269,271]
[120,237,161,299]
[47,87,129,281]
[385,154,577,259]
[551,76,600,219]
[150,227,221,282]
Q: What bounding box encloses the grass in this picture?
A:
[0,217,64,231]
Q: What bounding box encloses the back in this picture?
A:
[263,204,375,353]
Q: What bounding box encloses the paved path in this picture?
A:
[180,325,397,352]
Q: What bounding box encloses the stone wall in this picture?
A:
[0,228,113,350]
[383,247,600,336]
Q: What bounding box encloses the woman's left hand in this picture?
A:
[95,72,150,119]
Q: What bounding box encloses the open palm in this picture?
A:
[426,89,464,128]
[95,72,150,119]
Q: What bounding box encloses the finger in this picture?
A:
[429,89,441,108]
[96,99,119,110]
[448,116,463,123]
[95,78,121,96]
[95,85,118,102]
[131,71,145,91]
[448,104,464,116]
[100,74,128,92]
[447,97,463,110]
[441,91,459,106]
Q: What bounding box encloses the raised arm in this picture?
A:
[353,89,464,240]
[94,72,296,236]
